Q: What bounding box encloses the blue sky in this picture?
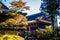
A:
[2,0,41,16]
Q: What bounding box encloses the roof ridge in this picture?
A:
[0,1,9,9]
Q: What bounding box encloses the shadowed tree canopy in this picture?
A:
[40,0,60,21]
[41,0,60,15]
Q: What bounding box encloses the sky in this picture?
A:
[1,0,42,16]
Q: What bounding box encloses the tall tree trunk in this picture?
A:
[51,12,55,40]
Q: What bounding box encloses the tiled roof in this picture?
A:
[26,13,43,21]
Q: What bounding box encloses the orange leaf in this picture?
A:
[24,6,30,10]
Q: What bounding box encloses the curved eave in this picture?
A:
[27,20,52,28]
[38,20,52,25]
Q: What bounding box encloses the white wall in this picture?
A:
[57,16,60,27]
